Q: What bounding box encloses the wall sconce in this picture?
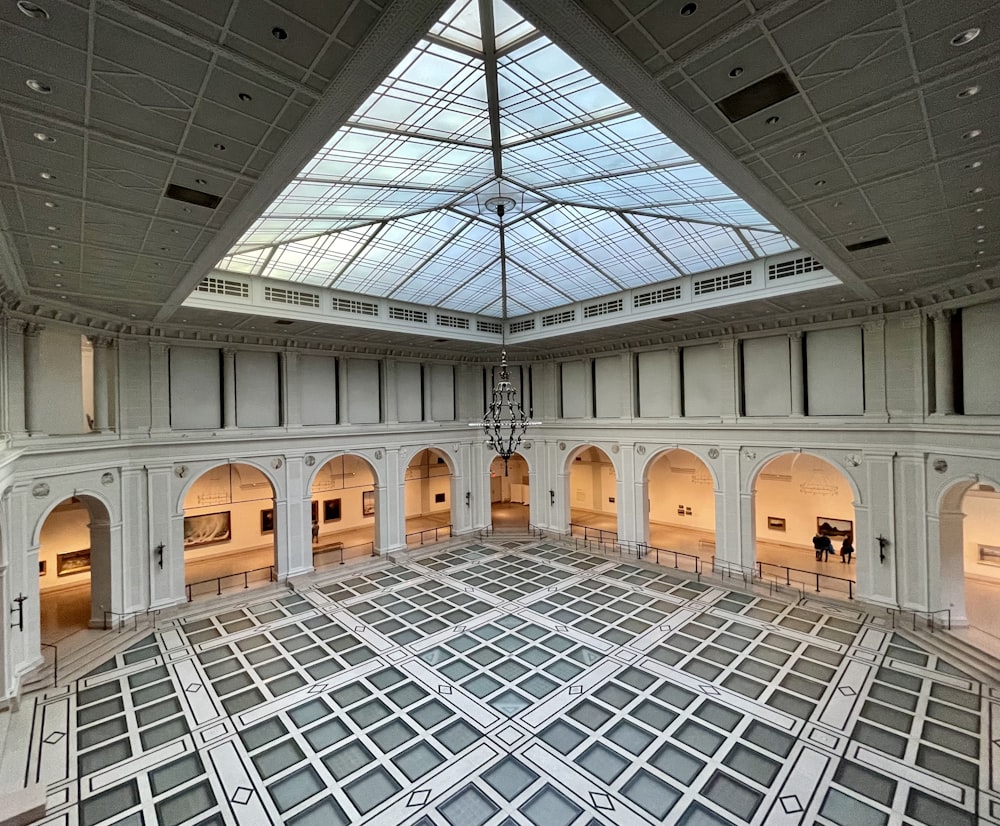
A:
[876,534,888,564]
[465,491,471,508]
[154,543,164,570]
[10,593,27,631]
[549,490,555,505]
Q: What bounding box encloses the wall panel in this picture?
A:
[170,347,220,430]
[806,327,864,415]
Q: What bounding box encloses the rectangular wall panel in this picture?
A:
[169,347,221,430]
[235,351,279,427]
[347,358,380,423]
[806,327,864,415]
[396,362,422,423]
[430,364,455,421]
[885,316,923,417]
[683,343,723,416]
[743,336,791,416]
[37,329,86,434]
[637,350,673,417]
[594,356,622,418]
[299,355,337,425]
[560,361,586,418]
[962,301,1000,414]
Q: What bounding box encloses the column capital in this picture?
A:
[222,347,237,358]
[23,322,44,337]
[862,319,886,333]
[788,330,803,341]
[88,335,115,348]
[929,308,954,322]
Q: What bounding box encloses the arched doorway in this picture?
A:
[183,463,276,598]
[310,454,377,564]
[490,453,529,531]
[405,448,453,546]
[568,446,617,540]
[646,449,716,557]
[938,478,1000,629]
[38,495,113,640]
[752,453,857,577]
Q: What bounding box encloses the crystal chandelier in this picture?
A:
[477,196,537,473]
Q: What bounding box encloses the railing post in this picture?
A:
[815,573,820,593]
[785,567,790,586]
[848,581,853,600]
[244,572,249,589]
[217,578,222,596]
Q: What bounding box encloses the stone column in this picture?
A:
[23,323,44,435]
[337,358,350,425]
[667,347,682,418]
[375,448,405,554]
[789,332,805,416]
[4,319,26,436]
[149,344,170,432]
[222,348,237,429]
[931,310,955,415]
[720,339,739,422]
[863,320,888,418]
[281,350,301,429]
[90,336,113,432]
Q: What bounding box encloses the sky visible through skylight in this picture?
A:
[215,0,796,317]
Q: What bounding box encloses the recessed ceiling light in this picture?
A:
[47,226,58,232]
[171,228,179,234]
[271,25,288,39]
[130,314,137,318]
[766,115,780,124]
[160,246,168,251]
[17,1,49,19]
[55,282,61,287]
[195,178,207,185]
[25,79,51,94]
[971,186,984,194]
[793,150,806,159]
[48,243,59,249]
[183,207,192,213]
[51,259,61,264]
[977,249,985,255]
[728,66,743,78]
[977,224,985,230]
[957,85,980,98]
[950,27,980,46]
[963,129,982,139]
[60,295,66,299]
[975,207,984,213]
[238,92,253,102]
[33,132,55,142]
[965,160,982,169]
[832,201,842,208]
[43,200,56,208]
[814,179,826,187]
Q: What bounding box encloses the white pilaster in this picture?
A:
[789,332,805,416]
[931,310,955,416]
[222,348,237,429]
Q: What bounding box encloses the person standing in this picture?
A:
[841,537,854,563]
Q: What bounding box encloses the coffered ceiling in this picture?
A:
[0,0,996,357]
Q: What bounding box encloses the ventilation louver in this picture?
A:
[844,236,891,252]
[717,72,799,122]
[164,183,221,209]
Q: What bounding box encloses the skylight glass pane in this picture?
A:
[745,230,798,257]
[429,0,482,51]
[216,250,270,275]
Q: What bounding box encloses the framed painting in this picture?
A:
[362,490,375,517]
[817,517,852,540]
[323,498,342,522]
[184,511,232,548]
[57,549,90,577]
[261,508,274,534]
[311,500,319,523]
[767,516,786,531]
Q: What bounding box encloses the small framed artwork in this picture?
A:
[311,500,319,523]
[434,492,446,504]
[261,508,274,534]
[184,511,232,548]
[979,545,1000,566]
[362,490,375,517]
[685,506,692,515]
[323,499,342,522]
[677,506,685,515]
[39,560,47,576]
[767,516,786,531]
[57,549,91,577]
[817,517,853,541]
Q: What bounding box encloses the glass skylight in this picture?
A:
[216,0,796,316]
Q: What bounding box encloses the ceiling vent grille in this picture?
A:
[164,183,221,210]
[388,307,428,324]
[542,309,576,327]
[693,270,752,296]
[332,297,379,317]
[583,298,623,318]
[845,236,891,252]
[768,256,824,280]
[634,285,681,307]
[195,276,248,298]
[477,319,502,334]
[510,318,535,334]
[436,313,470,330]
[264,286,320,307]
[717,72,799,122]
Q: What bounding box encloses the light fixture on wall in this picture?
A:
[465,491,471,508]
[9,593,27,631]
[473,196,538,473]
[549,490,555,506]
[154,542,164,570]
[876,534,889,564]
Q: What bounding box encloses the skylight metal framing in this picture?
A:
[215,0,796,318]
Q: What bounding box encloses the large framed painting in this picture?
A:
[184,511,232,548]
[362,490,375,517]
[260,508,274,534]
[816,517,853,541]
[323,499,342,522]
[767,516,786,532]
[57,549,90,576]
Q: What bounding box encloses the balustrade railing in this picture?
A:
[405,524,452,546]
[185,566,276,602]
[887,606,952,631]
[313,541,375,567]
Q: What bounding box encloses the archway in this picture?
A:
[405,448,453,546]
[490,453,529,530]
[752,453,857,578]
[568,446,618,540]
[939,479,1000,630]
[182,463,276,598]
[38,495,113,640]
[646,449,716,557]
[310,454,377,565]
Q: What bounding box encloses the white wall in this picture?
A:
[236,351,279,427]
[37,330,86,434]
[347,359,380,423]
[594,356,623,418]
[683,343,723,416]
[300,354,338,425]
[962,301,1000,414]
[38,500,91,590]
[569,450,617,515]
[170,347,221,429]
[430,364,455,421]
[561,361,587,418]
[637,349,674,417]
[806,327,863,415]
[743,336,791,416]
[396,362,422,423]
[647,452,715,532]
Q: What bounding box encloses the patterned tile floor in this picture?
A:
[7,538,999,825]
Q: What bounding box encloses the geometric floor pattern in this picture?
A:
[12,538,1000,825]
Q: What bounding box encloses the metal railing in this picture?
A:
[39,642,58,688]
[756,561,855,600]
[711,558,759,586]
[313,541,375,568]
[405,524,452,546]
[102,606,141,632]
[569,523,618,544]
[478,523,544,539]
[639,542,702,575]
[887,606,952,632]
[185,565,276,602]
